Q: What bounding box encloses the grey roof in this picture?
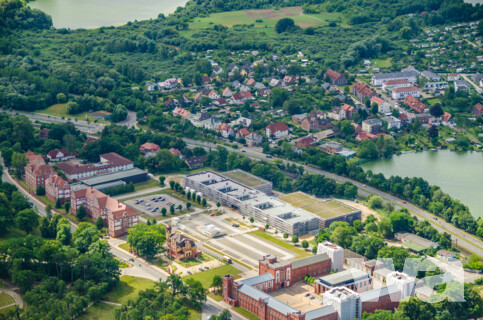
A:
[304,305,336,320]
[237,285,298,315]
[359,284,400,302]
[421,71,441,80]
[292,253,330,269]
[374,267,393,277]
[363,118,382,126]
[454,80,469,87]
[317,269,370,287]
[415,285,435,297]
[238,273,274,286]
[80,168,147,186]
[373,71,419,80]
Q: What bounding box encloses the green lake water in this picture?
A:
[361,150,483,218]
[29,0,188,29]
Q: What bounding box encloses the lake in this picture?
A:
[29,0,188,29]
[362,150,483,218]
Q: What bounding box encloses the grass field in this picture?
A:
[104,276,155,305]
[0,293,14,308]
[182,264,242,289]
[133,179,160,192]
[278,192,320,207]
[251,230,311,259]
[303,200,355,218]
[118,242,130,252]
[35,104,109,124]
[183,6,347,38]
[224,170,267,188]
[234,307,262,320]
[371,58,392,68]
[79,302,116,320]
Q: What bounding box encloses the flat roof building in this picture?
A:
[80,168,148,188]
[315,269,373,294]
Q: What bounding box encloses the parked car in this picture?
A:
[266,155,272,158]
[187,271,192,275]
[210,213,215,216]
[199,268,204,272]
[304,293,310,297]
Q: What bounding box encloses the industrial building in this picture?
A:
[184,171,360,236]
[80,168,148,191]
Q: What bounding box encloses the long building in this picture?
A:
[372,71,419,86]
[185,171,360,235]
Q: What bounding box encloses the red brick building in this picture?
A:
[259,254,331,290]
[45,174,70,205]
[165,225,200,261]
[71,187,138,237]
[403,95,428,114]
[352,82,376,101]
[24,153,55,191]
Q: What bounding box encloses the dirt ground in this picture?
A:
[337,199,382,222]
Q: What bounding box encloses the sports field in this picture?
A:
[224,170,267,188]
[278,192,320,207]
[0,293,14,308]
[185,6,347,36]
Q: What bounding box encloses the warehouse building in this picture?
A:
[80,168,148,190]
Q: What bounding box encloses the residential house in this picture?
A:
[240,85,250,93]
[223,87,233,97]
[301,116,319,132]
[327,106,346,121]
[292,114,307,124]
[203,117,221,131]
[283,76,295,84]
[356,132,377,142]
[165,99,176,108]
[325,69,347,86]
[172,106,191,118]
[169,148,183,159]
[341,104,355,119]
[265,122,289,139]
[382,79,411,91]
[259,88,271,97]
[165,225,201,261]
[471,103,483,117]
[216,123,235,138]
[269,79,280,87]
[71,187,138,237]
[139,142,160,157]
[352,82,377,101]
[185,155,207,169]
[38,128,50,139]
[47,149,75,162]
[246,132,263,147]
[321,141,342,154]
[25,161,55,191]
[454,80,469,92]
[424,81,448,90]
[436,250,456,261]
[362,119,383,134]
[370,97,391,114]
[404,95,428,114]
[441,112,453,126]
[296,136,317,148]
[254,82,266,90]
[45,174,70,205]
[208,90,220,100]
[246,78,256,86]
[447,73,459,81]
[236,128,250,139]
[381,116,402,130]
[392,86,421,100]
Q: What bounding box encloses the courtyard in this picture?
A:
[268,281,323,312]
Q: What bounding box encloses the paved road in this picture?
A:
[8,108,483,256]
[461,74,482,94]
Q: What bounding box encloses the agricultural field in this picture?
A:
[183,6,347,37]
[34,104,110,124]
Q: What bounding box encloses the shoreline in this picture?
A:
[29,0,190,30]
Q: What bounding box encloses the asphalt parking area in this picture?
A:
[124,193,186,218]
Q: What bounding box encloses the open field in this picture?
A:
[34,103,110,124]
[371,58,392,68]
[79,302,116,320]
[104,276,155,305]
[184,6,347,37]
[182,264,242,289]
[278,192,319,207]
[223,170,267,188]
[303,200,355,218]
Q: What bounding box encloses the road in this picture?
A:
[461,74,482,94]
[7,108,483,256]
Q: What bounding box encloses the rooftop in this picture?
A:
[317,269,371,287]
[223,170,270,188]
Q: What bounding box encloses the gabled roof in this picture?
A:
[266,122,289,133]
[292,253,329,269]
[237,285,298,315]
[238,273,274,286]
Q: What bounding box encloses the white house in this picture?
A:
[381,116,402,130]
[392,86,421,100]
[265,122,289,139]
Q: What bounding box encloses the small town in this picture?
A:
[0,0,482,320]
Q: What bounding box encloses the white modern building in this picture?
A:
[392,86,421,100]
[386,272,416,300]
[318,241,344,272]
[372,71,419,86]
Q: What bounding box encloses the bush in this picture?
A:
[292,235,299,243]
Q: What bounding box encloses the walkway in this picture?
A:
[0,288,24,309]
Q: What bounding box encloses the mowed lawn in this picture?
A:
[184,6,347,36]
[303,200,355,218]
[35,103,109,124]
[182,264,242,289]
[104,276,155,305]
[251,230,311,259]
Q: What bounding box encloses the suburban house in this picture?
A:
[209,90,220,100]
[185,155,207,169]
[441,112,453,126]
[421,71,441,81]
[216,123,235,138]
[165,225,201,261]
[172,106,191,118]
[57,153,134,181]
[447,73,460,81]
[169,148,183,159]
[370,96,391,114]
[404,95,428,114]
[381,116,402,130]
[265,122,289,139]
[352,82,377,101]
[325,69,347,86]
[454,80,470,92]
[296,136,317,148]
[246,132,263,147]
[38,128,50,139]
[45,174,70,205]
[356,132,377,142]
[471,103,483,117]
[341,104,355,119]
[327,106,346,121]
[362,119,383,134]
[236,128,250,139]
[71,187,139,238]
[301,116,319,132]
[392,86,421,100]
[223,87,233,97]
[139,142,160,157]
[47,148,76,162]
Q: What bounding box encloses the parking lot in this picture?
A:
[124,193,187,218]
[269,282,323,312]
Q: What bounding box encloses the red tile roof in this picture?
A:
[404,95,427,114]
[266,122,289,133]
[352,82,376,98]
[140,142,160,152]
